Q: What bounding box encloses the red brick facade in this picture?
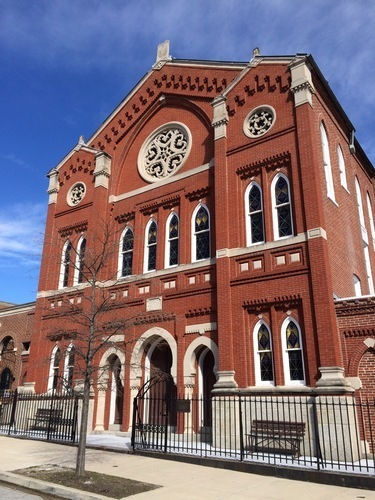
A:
[20,46,375,431]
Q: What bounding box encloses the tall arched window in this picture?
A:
[64,344,75,391]
[353,274,362,297]
[48,346,62,392]
[165,213,179,267]
[355,177,366,229]
[320,122,336,201]
[245,182,264,245]
[281,318,305,385]
[272,174,293,239]
[73,236,86,285]
[192,204,210,261]
[253,321,274,386]
[144,220,157,272]
[119,227,134,277]
[59,240,72,288]
[337,145,348,190]
[367,193,375,250]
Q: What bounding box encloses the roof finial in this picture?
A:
[156,40,171,64]
[253,47,260,57]
[78,135,86,146]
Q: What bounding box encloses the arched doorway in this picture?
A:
[197,348,215,441]
[147,340,177,426]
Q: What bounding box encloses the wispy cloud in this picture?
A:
[0,203,45,267]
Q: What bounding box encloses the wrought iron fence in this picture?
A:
[132,393,375,475]
[0,389,79,443]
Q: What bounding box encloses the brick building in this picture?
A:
[22,43,375,434]
[0,301,34,392]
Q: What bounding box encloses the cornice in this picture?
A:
[185,186,210,201]
[58,220,88,238]
[185,307,215,318]
[343,328,375,338]
[236,151,291,179]
[115,211,135,224]
[335,296,375,317]
[243,293,302,313]
[139,194,180,215]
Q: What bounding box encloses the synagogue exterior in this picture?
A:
[12,42,375,435]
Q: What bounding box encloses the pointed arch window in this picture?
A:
[74,236,86,285]
[281,319,305,385]
[320,122,336,202]
[367,193,375,250]
[337,145,348,191]
[166,213,179,267]
[59,240,72,288]
[193,205,210,261]
[353,274,362,297]
[272,174,293,239]
[253,322,274,385]
[64,344,75,391]
[48,346,62,392]
[246,182,264,245]
[145,220,157,272]
[119,227,134,277]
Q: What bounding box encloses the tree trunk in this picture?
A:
[75,370,91,475]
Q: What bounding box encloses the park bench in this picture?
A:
[28,408,74,432]
[247,419,306,456]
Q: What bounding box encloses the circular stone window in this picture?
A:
[67,182,86,206]
[138,122,192,183]
[243,106,276,138]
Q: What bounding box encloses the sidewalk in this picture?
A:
[0,435,374,500]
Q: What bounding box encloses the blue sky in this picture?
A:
[1,0,374,304]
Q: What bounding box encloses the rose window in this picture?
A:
[244,106,275,138]
[68,182,86,206]
[138,123,191,183]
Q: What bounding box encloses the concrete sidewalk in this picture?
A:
[0,435,374,500]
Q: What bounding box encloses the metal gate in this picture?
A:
[131,373,176,451]
[0,389,79,443]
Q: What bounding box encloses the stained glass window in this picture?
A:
[62,241,72,288]
[121,228,134,277]
[53,348,61,390]
[285,320,305,381]
[77,238,86,284]
[257,324,274,382]
[167,214,179,267]
[66,346,75,390]
[147,221,157,271]
[194,206,210,261]
[275,176,293,238]
[249,184,264,244]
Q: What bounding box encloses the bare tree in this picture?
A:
[44,219,139,476]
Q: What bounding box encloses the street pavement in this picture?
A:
[0,435,374,499]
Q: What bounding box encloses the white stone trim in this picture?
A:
[185,322,217,335]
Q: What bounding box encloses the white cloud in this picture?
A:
[0,203,45,266]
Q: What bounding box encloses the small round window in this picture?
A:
[243,106,276,138]
[138,122,192,183]
[67,182,86,206]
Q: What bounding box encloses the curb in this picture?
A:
[0,471,114,500]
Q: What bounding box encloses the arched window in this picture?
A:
[165,213,179,267]
[272,174,293,239]
[59,240,72,288]
[281,318,305,385]
[253,322,274,386]
[48,346,62,392]
[74,236,86,285]
[337,145,348,190]
[355,177,366,229]
[245,182,264,245]
[367,193,375,250]
[320,122,336,201]
[119,227,134,277]
[145,220,157,272]
[192,204,210,261]
[353,274,362,297]
[64,344,75,391]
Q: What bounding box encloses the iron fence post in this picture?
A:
[131,397,137,449]
[8,389,17,435]
[312,396,323,470]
